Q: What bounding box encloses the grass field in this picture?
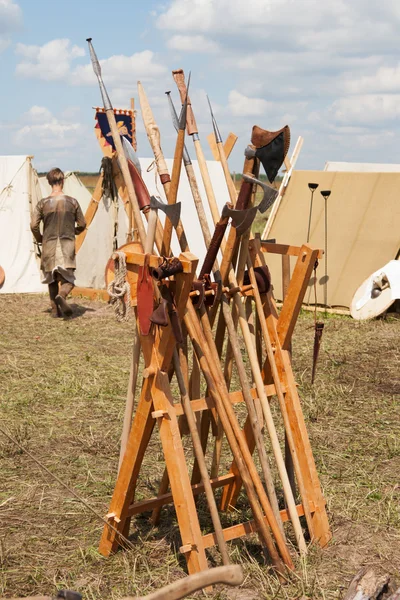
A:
[0,294,399,599]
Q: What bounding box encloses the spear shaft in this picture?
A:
[137,81,189,253]
[161,76,190,256]
[86,38,147,248]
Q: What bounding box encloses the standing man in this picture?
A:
[31,168,86,318]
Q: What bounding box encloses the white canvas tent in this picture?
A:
[0,155,230,294]
[324,161,400,173]
[0,156,46,294]
[266,167,400,308]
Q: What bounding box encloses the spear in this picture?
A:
[206,95,237,204]
[199,102,308,554]
[160,74,190,256]
[86,38,146,248]
[165,91,212,248]
[172,69,221,225]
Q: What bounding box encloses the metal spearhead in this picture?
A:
[178,71,191,131]
[206,94,222,143]
[165,91,191,166]
[86,37,112,111]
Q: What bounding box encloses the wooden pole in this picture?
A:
[173,348,230,566]
[119,322,141,471]
[184,302,289,573]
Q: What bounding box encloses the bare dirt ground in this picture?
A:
[0,294,399,599]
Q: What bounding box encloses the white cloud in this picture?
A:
[167,34,219,53]
[228,90,273,117]
[342,64,400,95]
[0,0,21,34]
[156,0,400,54]
[72,50,167,87]
[15,39,85,81]
[13,106,83,149]
[0,0,21,53]
[330,94,400,124]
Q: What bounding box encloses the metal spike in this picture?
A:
[166,91,191,166]
[86,38,112,111]
[206,95,222,143]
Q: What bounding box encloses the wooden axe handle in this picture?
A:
[172,69,198,136]
[199,216,229,279]
[130,565,244,600]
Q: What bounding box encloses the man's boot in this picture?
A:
[48,282,61,318]
[56,282,74,317]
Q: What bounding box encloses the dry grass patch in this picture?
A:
[0,294,399,598]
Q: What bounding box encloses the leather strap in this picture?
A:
[243,265,271,294]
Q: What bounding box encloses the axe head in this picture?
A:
[244,145,256,160]
[150,195,181,228]
[221,203,258,236]
[243,173,279,213]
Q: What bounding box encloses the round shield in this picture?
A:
[105,241,143,306]
[351,260,400,320]
[0,265,5,288]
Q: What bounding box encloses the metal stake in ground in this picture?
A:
[320,189,331,309]
[307,183,319,243]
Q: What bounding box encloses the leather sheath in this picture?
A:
[243,265,271,294]
[137,255,154,335]
[149,298,169,327]
[251,125,291,183]
[127,159,151,211]
[199,219,229,279]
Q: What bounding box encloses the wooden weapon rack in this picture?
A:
[99,238,331,576]
[78,86,331,578]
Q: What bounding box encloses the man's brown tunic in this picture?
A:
[30,195,86,272]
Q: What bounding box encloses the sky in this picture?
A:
[1,0,400,173]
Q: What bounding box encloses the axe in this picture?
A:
[137,195,181,336]
[124,144,182,232]
[245,124,291,183]
[220,174,279,237]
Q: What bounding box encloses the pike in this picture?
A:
[165,91,213,254]
[198,100,307,554]
[206,95,237,204]
[172,69,221,225]
[86,38,146,248]
[161,74,190,257]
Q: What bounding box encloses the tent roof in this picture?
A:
[324,161,400,172]
[266,170,400,308]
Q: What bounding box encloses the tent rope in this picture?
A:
[107,251,131,322]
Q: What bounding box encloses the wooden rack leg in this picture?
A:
[149,370,209,575]
[99,388,156,556]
